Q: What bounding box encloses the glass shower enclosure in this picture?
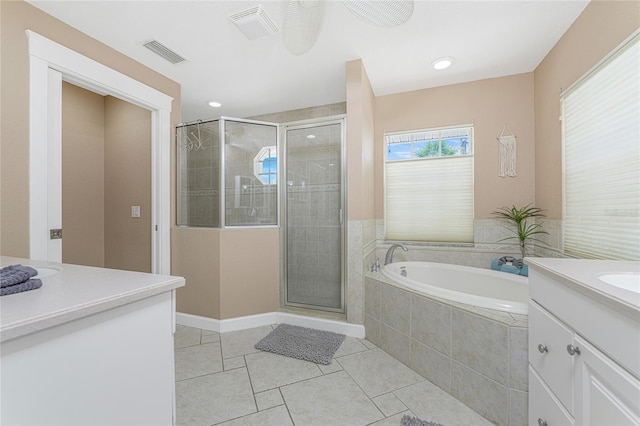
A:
[283,119,345,312]
[176,115,345,314]
[177,117,279,228]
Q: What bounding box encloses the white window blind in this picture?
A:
[385,127,474,242]
[562,34,640,260]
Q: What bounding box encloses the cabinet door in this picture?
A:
[530,366,575,426]
[574,336,640,425]
[529,301,575,413]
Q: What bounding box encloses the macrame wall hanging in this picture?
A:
[497,125,517,177]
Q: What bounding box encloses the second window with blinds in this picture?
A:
[385,125,474,243]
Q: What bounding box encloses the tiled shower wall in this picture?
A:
[286,136,342,308]
[224,121,278,226]
[251,103,348,310]
[178,121,220,227]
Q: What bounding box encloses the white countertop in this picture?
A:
[526,257,640,316]
[0,257,185,342]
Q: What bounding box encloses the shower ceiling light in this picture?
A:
[208,101,222,108]
[307,134,316,139]
[432,57,455,70]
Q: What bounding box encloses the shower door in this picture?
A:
[283,118,345,312]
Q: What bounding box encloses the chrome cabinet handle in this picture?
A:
[567,344,581,356]
[538,418,548,426]
[538,344,548,354]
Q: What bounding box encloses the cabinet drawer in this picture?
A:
[530,366,574,426]
[529,301,575,413]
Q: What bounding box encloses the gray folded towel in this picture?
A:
[1,278,42,296]
[400,415,444,426]
[1,264,38,288]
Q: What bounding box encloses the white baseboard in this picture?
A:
[176,311,366,338]
[175,312,220,332]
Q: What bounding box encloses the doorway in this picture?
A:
[27,31,172,274]
[283,117,346,313]
[61,82,152,272]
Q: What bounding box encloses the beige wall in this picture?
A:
[171,227,279,320]
[60,84,152,272]
[534,0,640,219]
[0,0,180,258]
[219,228,279,319]
[346,59,376,221]
[62,83,106,267]
[172,228,221,319]
[375,73,535,219]
[104,96,152,273]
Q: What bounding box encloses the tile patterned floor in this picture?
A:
[174,324,493,426]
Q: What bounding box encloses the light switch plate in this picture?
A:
[131,206,141,218]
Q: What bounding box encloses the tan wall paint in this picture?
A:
[104,96,152,273]
[61,82,105,267]
[534,0,640,219]
[375,73,536,219]
[61,85,152,272]
[172,228,221,319]
[346,59,376,221]
[219,228,279,319]
[0,0,180,258]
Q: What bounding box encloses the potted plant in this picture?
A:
[491,204,548,259]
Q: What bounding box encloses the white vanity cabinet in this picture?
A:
[527,258,640,426]
[0,257,185,426]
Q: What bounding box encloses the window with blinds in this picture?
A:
[385,126,474,242]
[562,33,639,260]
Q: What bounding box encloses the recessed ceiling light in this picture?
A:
[307,134,316,139]
[432,57,454,70]
[208,101,222,108]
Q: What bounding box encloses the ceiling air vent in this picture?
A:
[229,5,280,40]
[143,40,186,64]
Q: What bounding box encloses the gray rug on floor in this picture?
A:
[400,415,444,426]
[254,324,346,365]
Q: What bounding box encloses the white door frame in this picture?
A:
[27,30,173,274]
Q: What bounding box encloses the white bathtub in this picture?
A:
[381,261,529,315]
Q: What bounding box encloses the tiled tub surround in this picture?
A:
[364,273,528,426]
[372,219,565,269]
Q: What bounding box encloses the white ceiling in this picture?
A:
[28,0,589,122]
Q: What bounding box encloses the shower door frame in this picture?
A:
[281,115,347,314]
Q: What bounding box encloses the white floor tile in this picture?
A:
[333,336,368,358]
[174,325,201,349]
[372,392,408,417]
[394,380,493,426]
[223,356,245,371]
[255,389,284,411]
[245,351,322,393]
[201,329,220,344]
[175,342,222,381]
[221,326,274,359]
[175,368,256,425]
[280,371,384,426]
[174,325,496,426]
[338,349,424,398]
[215,405,293,426]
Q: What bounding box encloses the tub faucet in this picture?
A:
[384,243,408,265]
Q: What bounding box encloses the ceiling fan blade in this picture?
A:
[282,0,325,55]
[342,0,414,27]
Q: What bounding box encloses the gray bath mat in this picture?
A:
[400,415,444,426]
[254,324,346,365]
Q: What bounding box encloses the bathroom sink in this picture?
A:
[34,267,60,279]
[599,273,640,293]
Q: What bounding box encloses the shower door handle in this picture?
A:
[339,209,343,224]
